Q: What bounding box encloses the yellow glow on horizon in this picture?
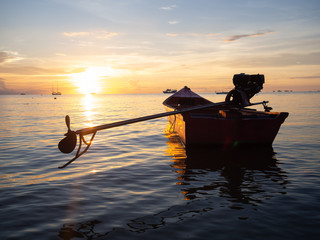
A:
[69,66,130,94]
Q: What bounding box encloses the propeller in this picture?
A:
[58,115,77,153]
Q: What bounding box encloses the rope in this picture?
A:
[169,114,176,134]
[58,131,97,169]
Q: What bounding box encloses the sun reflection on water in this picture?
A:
[81,94,95,127]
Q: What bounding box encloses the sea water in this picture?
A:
[0,92,319,240]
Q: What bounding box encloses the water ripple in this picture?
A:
[1,93,320,240]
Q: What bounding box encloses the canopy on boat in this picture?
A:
[163,86,213,109]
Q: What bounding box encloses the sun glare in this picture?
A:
[71,66,110,94]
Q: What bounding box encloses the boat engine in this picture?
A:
[225,73,264,106]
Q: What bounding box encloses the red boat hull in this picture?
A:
[166,107,288,146]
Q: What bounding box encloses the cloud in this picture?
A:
[55,53,67,57]
[225,30,275,42]
[220,52,320,67]
[290,76,320,79]
[0,65,71,75]
[0,78,6,88]
[63,31,119,39]
[186,33,220,38]
[160,5,177,11]
[0,78,16,94]
[165,32,220,38]
[95,31,119,39]
[168,20,179,25]
[166,33,179,37]
[206,33,220,38]
[0,51,22,64]
[63,32,90,37]
[0,52,13,63]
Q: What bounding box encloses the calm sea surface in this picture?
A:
[0,92,319,240]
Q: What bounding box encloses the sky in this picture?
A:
[0,0,320,94]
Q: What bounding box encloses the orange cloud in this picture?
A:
[63,32,89,37]
[167,33,178,37]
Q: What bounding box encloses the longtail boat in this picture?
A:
[58,73,288,168]
[163,73,288,146]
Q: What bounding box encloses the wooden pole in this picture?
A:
[75,101,268,135]
[76,102,223,135]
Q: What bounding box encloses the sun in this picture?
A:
[69,65,129,94]
[71,66,108,94]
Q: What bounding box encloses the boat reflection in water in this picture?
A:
[166,133,288,202]
[58,134,288,239]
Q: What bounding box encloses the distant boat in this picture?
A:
[52,81,62,95]
[20,93,26,95]
[163,89,177,94]
[215,91,228,94]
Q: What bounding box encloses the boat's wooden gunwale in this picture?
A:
[165,104,288,146]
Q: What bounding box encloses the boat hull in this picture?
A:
[166,107,288,147]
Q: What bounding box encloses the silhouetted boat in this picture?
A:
[215,91,228,94]
[163,89,177,94]
[163,73,289,146]
[52,81,61,95]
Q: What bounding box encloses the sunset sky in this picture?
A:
[1,0,319,94]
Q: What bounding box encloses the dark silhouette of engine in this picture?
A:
[225,73,264,106]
